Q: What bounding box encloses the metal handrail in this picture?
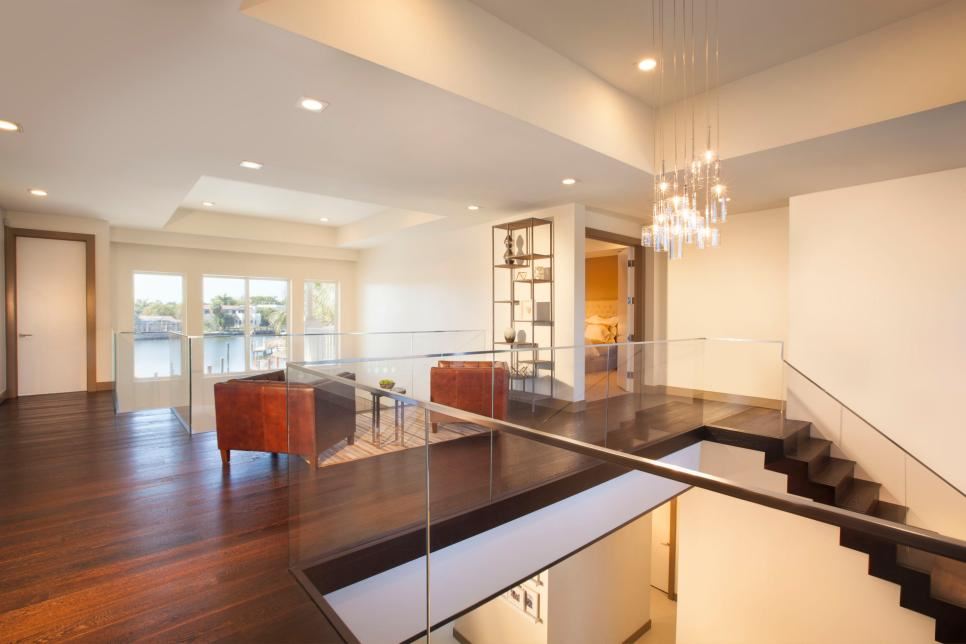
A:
[289,359,966,563]
[784,359,964,499]
[115,329,486,338]
[296,336,765,369]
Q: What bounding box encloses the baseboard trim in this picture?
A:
[452,626,472,644]
[622,618,653,644]
[95,381,114,392]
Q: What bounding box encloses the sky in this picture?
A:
[134,273,289,303]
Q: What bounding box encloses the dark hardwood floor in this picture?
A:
[0,391,341,643]
[0,388,749,642]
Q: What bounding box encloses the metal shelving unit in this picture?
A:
[492,217,554,407]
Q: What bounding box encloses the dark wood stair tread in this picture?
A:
[837,478,881,514]
[699,413,966,639]
[706,408,809,440]
[811,457,855,488]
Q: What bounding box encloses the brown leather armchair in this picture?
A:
[214,370,356,467]
[429,361,508,432]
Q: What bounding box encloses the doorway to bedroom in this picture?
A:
[584,228,645,402]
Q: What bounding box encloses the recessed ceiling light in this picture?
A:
[638,58,657,72]
[28,188,48,197]
[561,178,577,185]
[0,119,22,132]
[299,97,328,113]
[240,160,263,170]
[467,205,480,211]
[319,217,329,222]
[202,201,215,207]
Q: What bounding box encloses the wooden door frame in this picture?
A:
[585,227,645,343]
[4,227,97,398]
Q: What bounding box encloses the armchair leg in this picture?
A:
[431,422,439,433]
[220,449,230,464]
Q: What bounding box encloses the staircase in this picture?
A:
[616,404,966,643]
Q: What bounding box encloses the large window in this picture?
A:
[304,281,338,361]
[202,276,288,374]
[133,272,184,378]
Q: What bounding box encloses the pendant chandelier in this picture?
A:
[642,0,728,259]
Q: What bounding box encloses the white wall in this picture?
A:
[453,513,652,644]
[676,442,935,644]
[788,167,966,492]
[356,204,588,399]
[4,211,112,384]
[787,365,966,540]
[667,207,788,400]
[548,514,651,644]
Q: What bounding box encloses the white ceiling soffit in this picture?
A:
[0,0,652,229]
[182,177,389,226]
[468,0,951,107]
[585,238,628,257]
[724,101,966,215]
[657,0,966,161]
[241,0,656,173]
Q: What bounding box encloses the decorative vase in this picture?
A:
[503,327,516,343]
[503,231,514,265]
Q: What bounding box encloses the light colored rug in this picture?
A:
[316,408,487,467]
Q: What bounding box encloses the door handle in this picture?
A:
[661,541,670,546]
[18,333,33,338]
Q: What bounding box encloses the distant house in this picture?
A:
[135,315,182,334]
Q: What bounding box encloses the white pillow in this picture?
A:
[587,314,619,327]
[585,323,613,344]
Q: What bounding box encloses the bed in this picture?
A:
[585,300,621,373]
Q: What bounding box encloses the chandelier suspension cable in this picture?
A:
[690,0,696,170]
[672,0,678,177]
[643,0,729,257]
[715,0,721,157]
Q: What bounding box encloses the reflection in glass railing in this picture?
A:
[282,339,965,643]
[113,330,487,435]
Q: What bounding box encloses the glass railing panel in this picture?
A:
[701,338,785,427]
[410,329,488,356]
[286,363,429,642]
[113,332,189,428]
[425,412,966,640]
[426,415,692,642]
[188,335,288,433]
[281,340,964,641]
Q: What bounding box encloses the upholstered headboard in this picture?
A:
[585,300,620,320]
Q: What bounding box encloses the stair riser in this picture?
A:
[704,416,963,639]
[805,445,832,477]
[844,535,965,642]
[785,426,811,454]
[813,469,856,505]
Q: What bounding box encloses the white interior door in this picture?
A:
[16,237,88,395]
[650,500,672,592]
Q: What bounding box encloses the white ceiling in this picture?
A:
[182,177,388,226]
[0,0,651,229]
[0,0,960,239]
[469,0,950,106]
